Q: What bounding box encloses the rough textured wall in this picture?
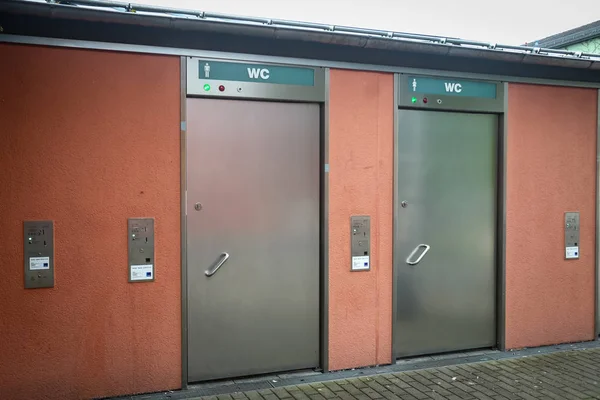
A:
[0,44,181,399]
[506,83,597,349]
[328,69,394,370]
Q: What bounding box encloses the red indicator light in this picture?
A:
[218,85,225,92]
[423,97,428,104]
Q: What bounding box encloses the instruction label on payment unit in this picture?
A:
[351,256,370,271]
[130,264,153,281]
[29,256,50,270]
[565,246,579,259]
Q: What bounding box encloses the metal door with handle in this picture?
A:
[395,110,497,358]
[186,98,320,382]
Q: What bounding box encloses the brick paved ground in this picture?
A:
[196,348,600,400]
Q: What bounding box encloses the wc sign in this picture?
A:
[197,60,315,86]
[444,82,462,93]
[247,67,271,80]
[408,76,497,99]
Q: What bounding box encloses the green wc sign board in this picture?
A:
[408,76,497,99]
[198,60,315,86]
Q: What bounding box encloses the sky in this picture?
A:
[132,0,600,45]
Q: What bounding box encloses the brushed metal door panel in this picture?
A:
[186,98,320,382]
[395,110,497,358]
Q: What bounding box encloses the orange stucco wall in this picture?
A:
[0,44,181,399]
[328,70,394,371]
[506,83,597,349]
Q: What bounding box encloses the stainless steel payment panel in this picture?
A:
[24,220,54,289]
[351,216,371,271]
[186,57,325,102]
[128,218,155,282]
[565,212,580,260]
[398,74,504,113]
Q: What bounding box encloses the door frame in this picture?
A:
[391,73,508,360]
[179,57,330,387]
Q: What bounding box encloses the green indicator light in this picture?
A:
[203,84,211,91]
[411,97,417,103]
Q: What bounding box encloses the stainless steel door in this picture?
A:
[395,110,497,358]
[186,98,320,382]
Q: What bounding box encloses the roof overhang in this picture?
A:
[2,0,600,77]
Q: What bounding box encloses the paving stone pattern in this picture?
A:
[195,348,600,400]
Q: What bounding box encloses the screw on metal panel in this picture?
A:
[401,201,408,208]
[194,202,203,211]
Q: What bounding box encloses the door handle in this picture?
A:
[406,244,430,265]
[205,252,230,277]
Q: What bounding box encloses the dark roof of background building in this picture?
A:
[528,20,600,48]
